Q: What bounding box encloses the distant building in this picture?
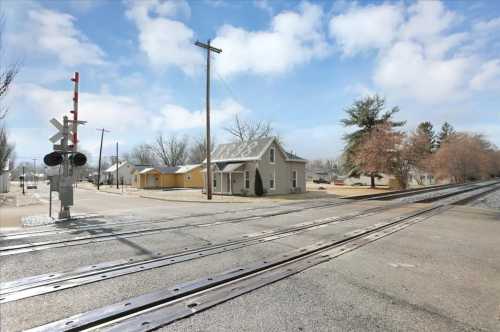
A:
[203,137,307,196]
[133,164,203,189]
[104,161,138,185]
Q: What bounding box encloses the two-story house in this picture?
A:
[203,137,307,196]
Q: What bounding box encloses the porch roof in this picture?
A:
[220,162,244,173]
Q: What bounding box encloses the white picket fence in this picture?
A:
[0,173,10,193]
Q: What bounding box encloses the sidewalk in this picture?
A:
[0,184,47,228]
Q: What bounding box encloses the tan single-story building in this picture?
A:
[133,164,203,189]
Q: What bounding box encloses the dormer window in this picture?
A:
[270,147,275,164]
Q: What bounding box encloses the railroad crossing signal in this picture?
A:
[45,115,87,219]
[49,118,68,144]
[49,117,86,146]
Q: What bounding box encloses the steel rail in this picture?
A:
[26,202,452,332]
[346,182,459,200]
[0,182,490,257]
[0,200,350,256]
[0,200,319,239]
[0,182,460,240]
[2,182,498,303]
[451,185,500,205]
[0,203,396,303]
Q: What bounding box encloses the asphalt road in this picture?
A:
[0,189,499,331]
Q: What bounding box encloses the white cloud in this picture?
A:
[254,0,273,15]
[125,0,203,74]
[470,59,500,90]
[213,2,329,76]
[8,6,105,66]
[473,17,500,32]
[11,83,148,133]
[400,1,459,43]
[374,41,472,103]
[329,0,499,104]
[329,3,403,56]
[153,98,246,130]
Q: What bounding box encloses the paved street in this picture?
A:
[1,185,499,331]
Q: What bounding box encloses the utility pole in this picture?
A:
[116,142,119,189]
[195,39,222,200]
[96,128,109,190]
[32,158,37,185]
[22,166,25,195]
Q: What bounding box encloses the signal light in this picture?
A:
[44,151,63,166]
[71,153,87,166]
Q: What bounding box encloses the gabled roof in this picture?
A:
[104,161,130,173]
[138,164,201,175]
[175,164,201,174]
[207,137,306,163]
[210,137,274,162]
[134,165,153,172]
[285,151,307,162]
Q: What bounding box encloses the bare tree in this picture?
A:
[0,16,20,120]
[129,144,156,165]
[224,115,276,143]
[0,126,13,173]
[430,133,499,183]
[152,134,188,166]
[188,135,214,164]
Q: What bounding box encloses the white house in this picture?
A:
[104,161,137,185]
[203,137,307,196]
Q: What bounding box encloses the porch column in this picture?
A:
[220,172,223,194]
[229,172,232,195]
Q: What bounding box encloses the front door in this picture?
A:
[225,173,231,193]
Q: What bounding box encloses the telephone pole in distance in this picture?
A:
[96,128,110,190]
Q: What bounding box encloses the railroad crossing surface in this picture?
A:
[1,183,499,331]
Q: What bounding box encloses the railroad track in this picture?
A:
[1,181,498,305]
[25,182,499,332]
[0,182,486,257]
[0,182,462,241]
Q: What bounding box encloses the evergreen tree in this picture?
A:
[254,168,264,196]
[341,94,405,188]
[437,122,455,148]
[416,121,436,153]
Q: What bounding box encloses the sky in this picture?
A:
[2,0,500,165]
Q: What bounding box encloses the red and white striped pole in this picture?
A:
[70,72,79,152]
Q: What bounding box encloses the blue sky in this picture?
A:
[2,0,500,165]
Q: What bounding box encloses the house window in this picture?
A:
[213,176,217,188]
[270,148,275,164]
[186,174,191,180]
[244,170,250,189]
[270,171,275,190]
[292,170,297,188]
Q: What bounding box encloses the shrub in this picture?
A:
[254,168,264,196]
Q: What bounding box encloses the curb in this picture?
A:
[138,195,253,204]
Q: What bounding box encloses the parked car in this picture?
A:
[313,178,331,184]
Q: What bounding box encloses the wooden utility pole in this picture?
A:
[96,128,109,190]
[116,142,119,189]
[32,158,37,184]
[195,39,222,200]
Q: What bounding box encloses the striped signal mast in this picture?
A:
[70,72,79,152]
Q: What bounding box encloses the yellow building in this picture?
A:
[133,164,203,189]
